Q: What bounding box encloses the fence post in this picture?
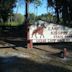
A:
[27,39,33,48]
[64,48,67,58]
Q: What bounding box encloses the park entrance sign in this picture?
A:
[29,21,72,43]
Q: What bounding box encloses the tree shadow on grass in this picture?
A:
[0,38,27,49]
[0,25,27,48]
[0,56,72,72]
[33,42,72,51]
[46,42,72,51]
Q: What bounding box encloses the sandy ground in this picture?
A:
[0,39,72,72]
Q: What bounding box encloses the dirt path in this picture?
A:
[0,40,72,72]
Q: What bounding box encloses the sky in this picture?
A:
[13,0,55,16]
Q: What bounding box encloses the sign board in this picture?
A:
[29,21,72,43]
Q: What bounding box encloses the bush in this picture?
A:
[0,21,23,26]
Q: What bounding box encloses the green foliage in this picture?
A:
[5,22,18,26]
[47,0,72,26]
[14,13,24,24]
[29,13,36,24]
[0,13,24,26]
[33,0,42,7]
[0,22,18,26]
[0,0,17,22]
[37,13,55,22]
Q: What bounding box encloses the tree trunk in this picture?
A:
[55,8,59,23]
[62,0,68,24]
[25,0,33,48]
